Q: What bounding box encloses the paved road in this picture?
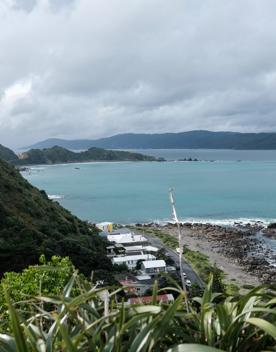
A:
[133,229,205,288]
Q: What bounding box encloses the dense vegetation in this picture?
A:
[0,144,19,163]
[0,158,112,277]
[0,256,75,331]
[0,258,275,351]
[17,146,158,165]
[28,130,276,150]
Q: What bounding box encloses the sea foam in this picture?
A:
[48,194,64,200]
[147,217,276,227]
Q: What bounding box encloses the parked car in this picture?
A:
[185,279,192,287]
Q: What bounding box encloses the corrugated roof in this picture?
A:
[107,234,147,244]
[112,254,156,263]
[135,275,152,281]
[142,260,166,268]
[124,245,143,251]
[144,245,159,252]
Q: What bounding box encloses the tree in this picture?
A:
[0,255,77,331]
[156,248,175,266]
[135,259,144,270]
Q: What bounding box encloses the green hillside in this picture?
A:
[0,144,19,163]
[18,146,158,165]
[0,158,111,277]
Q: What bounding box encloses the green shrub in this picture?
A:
[0,255,76,332]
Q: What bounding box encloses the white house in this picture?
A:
[107,233,148,246]
[123,245,159,255]
[123,245,144,255]
[143,246,159,253]
[141,260,166,274]
[112,254,156,269]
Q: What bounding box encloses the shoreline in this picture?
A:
[132,218,276,227]
[129,221,276,287]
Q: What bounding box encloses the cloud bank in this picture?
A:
[1,0,276,147]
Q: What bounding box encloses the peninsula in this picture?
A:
[0,144,162,166]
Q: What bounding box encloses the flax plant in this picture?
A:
[0,273,275,352]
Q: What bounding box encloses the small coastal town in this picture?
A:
[97,219,276,295]
[1,1,276,350]
[96,221,202,303]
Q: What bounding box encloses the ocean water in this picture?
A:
[123,149,276,162]
[22,149,276,224]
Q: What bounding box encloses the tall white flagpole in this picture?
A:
[169,188,189,311]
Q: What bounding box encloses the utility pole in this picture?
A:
[169,188,189,311]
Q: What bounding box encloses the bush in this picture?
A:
[0,255,76,331]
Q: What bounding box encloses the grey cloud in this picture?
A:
[1,0,276,148]
[12,0,75,12]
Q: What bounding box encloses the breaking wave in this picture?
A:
[48,194,64,200]
[145,217,276,227]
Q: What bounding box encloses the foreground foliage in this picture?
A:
[0,265,275,352]
[0,256,75,332]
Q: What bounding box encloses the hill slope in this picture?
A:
[0,158,111,276]
[18,146,158,165]
[0,144,19,163]
[27,131,276,150]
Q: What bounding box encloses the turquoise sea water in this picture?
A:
[23,149,276,224]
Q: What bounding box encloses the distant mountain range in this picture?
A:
[26,131,276,150]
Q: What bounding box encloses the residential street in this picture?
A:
[133,229,204,288]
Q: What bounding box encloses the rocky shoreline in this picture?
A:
[135,221,276,285]
[263,223,276,240]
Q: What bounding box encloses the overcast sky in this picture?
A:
[1,0,276,148]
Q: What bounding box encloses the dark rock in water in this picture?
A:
[263,224,276,239]
[178,157,199,162]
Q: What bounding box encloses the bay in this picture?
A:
[23,149,276,224]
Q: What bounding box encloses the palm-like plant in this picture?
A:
[189,275,276,351]
[0,274,275,352]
